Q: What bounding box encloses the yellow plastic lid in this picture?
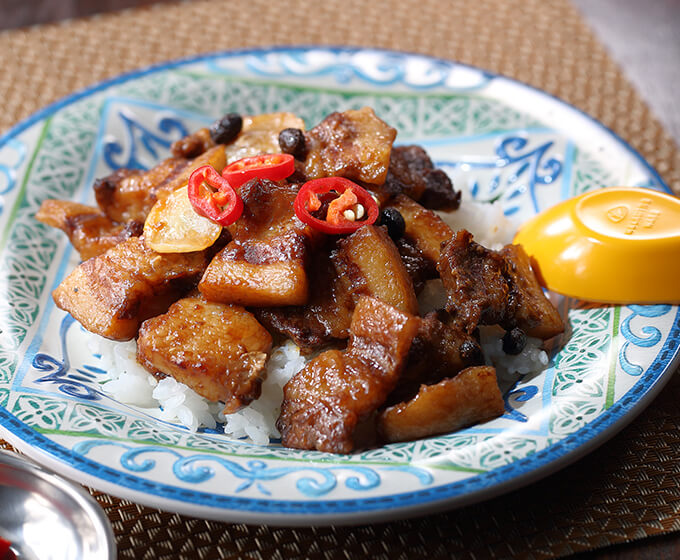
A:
[513,187,680,304]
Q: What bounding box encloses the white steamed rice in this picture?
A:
[90,195,549,443]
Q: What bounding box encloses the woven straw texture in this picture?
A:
[1,0,679,558]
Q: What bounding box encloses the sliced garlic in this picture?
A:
[144,185,222,253]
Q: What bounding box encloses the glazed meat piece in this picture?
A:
[224,112,305,164]
[170,127,215,159]
[300,107,397,185]
[94,145,226,223]
[277,296,419,453]
[332,224,418,316]
[438,230,564,339]
[394,311,484,403]
[255,241,355,350]
[35,199,142,261]
[393,237,437,294]
[438,229,510,332]
[383,145,461,210]
[377,365,505,442]
[199,179,318,306]
[137,296,272,414]
[53,237,207,340]
[385,194,454,264]
[500,244,564,339]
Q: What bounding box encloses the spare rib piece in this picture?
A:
[254,240,355,350]
[137,296,272,414]
[385,194,454,265]
[224,112,305,164]
[383,145,461,210]
[438,230,564,339]
[377,366,504,442]
[332,224,418,316]
[500,244,565,339]
[94,145,226,223]
[277,296,419,453]
[199,179,317,307]
[300,107,397,185]
[36,199,142,261]
[53,237,207,340]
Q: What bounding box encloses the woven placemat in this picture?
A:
[1,0,679,558]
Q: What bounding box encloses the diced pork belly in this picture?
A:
[94,145,226,223]
[199,179,317,306]
[255,241,355,350]
[332,224,418,316]
[385,194,454,264]
[438,230,564,339]
[53,237,207,341]
[300,107,397,185]
[137,296,272,414]
[500,244,564,339]
[377,366,504,442]
[277,296,419,453]
[35,199,142,261]
[383,145,461,210]
[224,112,305,164]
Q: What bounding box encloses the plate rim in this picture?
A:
[1,45,678,525]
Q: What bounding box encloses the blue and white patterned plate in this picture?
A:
[1,47,678,525]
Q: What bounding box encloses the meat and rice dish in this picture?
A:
[36,107,564,453]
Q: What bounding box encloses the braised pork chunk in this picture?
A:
[395,311,484,401]
[94,145,226,223]
[53,237,207,340]
[384,145,461,210]
[438,229,510,332]
[438,229,564,339]
[500,244,564,339]
[199,178,318,306]
[385,194,454,264]
[300,107,396,185]
[137,296,272,414]
[332,224,418,316]
[277,296,419,453]
[377,366,504,442]
[254,240,355,350]
[35,199,142,261]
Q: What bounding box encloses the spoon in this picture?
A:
[513,187,680,304]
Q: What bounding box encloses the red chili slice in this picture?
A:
[222,153,295,189]
[187,165,243,227]
[0,537,15,560]
[294,177,379,234]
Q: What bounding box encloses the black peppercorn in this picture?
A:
[379,208,406,240]
[278,128,306,159]
[502,327,527,355]
[209,113,243,144]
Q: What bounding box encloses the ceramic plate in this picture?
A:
[1,47,678,526]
